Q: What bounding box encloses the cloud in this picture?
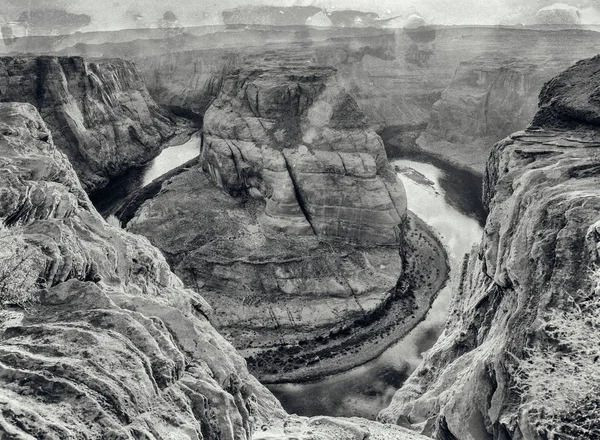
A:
[2,0,595,31]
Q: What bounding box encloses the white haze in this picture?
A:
[2,0,600,31]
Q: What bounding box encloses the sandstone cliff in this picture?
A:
[126,56,429,383]
[0,56,186,192]
[379,55,600,440]
[412,50,600,173]
[0,101,428,440]
[0,101,283,438]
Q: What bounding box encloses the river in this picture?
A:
[90,132,201,217]
[91,137,484,420]
[267,158,484,419]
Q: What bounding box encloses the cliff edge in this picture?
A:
[0,56,187,192]
[379,55,600,440]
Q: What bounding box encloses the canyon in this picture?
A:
[380,55,600,439]
[126,26,600,174]
[0,56,190,192]
[0,100,425,439]
[5,25,600,175]
[1,22,600,440]
[125,53,449,383]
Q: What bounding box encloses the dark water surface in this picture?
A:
[267,158,484,419]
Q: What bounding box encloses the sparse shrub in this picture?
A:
[106,214,122,228]
[0,226,40,308]
[515,268,600,439]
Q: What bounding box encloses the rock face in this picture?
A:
[128,57,410,382]
[0,101,282,438]
[414,53,600,173]
[201,57,406,245]
[0,102,428,440]
[0,56,184,192]
[417,56,542,171]
[380,55,600,439]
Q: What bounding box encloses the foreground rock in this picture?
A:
[0,101,428,439]
[125,56,434,382]
[380,55,600,439]
[0,56,188,192]
[0,102,282,438]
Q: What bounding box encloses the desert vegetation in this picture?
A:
[516,268,600,439]
[0,226,40,308]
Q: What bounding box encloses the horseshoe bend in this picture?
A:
[126,55,450,383]
[1,11,600,440]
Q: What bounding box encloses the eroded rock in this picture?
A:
[0,102,282,439]
[0,56,188,192]
[379,55,600,440]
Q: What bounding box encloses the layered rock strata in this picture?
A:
[380,55,600,440]
[127,58,415,381]
[0,56,186,192]
[0,101,282,438]
[0,101,428,440]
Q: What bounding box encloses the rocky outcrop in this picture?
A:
[380,55,600,439]
[0,56,186,192]
[0,101,283,438]
[127,56,420,382]
[201,57,406,245]
[0,102,428,440]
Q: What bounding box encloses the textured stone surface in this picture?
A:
[379,55,600,439]
[0,56,186,192]
[201,55,406,246]
[0,102,283,439]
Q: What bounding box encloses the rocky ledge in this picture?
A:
[0,101,282,438]
[0,56,189,192]
[0,102,428,439]
[380,55,600,440]
[126,56,447,382]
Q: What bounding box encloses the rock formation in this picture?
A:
[0,56,186,192]
[0,99,427,440]
[413,51,600,173]
[127,55,420,382]
[0,101,282,438]
[380,55,600,440]
[201,57,406,245]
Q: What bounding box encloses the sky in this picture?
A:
[2,0,600,32]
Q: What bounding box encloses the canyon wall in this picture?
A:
[380,55,600,440]
[126,54,421,383]
[0,56,186,192]
[0,86,426,440]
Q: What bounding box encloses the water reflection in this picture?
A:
[90,132,200,216]
[268,159,483,419]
